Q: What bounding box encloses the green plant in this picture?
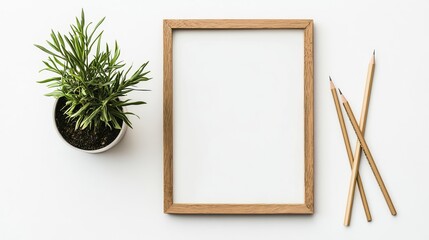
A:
[35,10,150,130]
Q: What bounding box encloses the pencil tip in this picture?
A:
[338,88,342,95]
[329,77,336,89]
[373,49,375,55]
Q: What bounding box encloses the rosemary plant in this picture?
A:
[35,10,150,130]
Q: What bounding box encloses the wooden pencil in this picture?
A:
[353,51,375,169]
[352,51,397,216]
[340,90,396,226]
[330,78,372,223]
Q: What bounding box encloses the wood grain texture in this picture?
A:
[303,21,314,213]
[163,20,173,213]
[166,204,312,214]
[164,19,312,29]
[163,19,314,214]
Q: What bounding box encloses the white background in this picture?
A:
[0,0,428,239]
[173,30,304,204]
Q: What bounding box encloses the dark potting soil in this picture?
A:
[55,97,122,151]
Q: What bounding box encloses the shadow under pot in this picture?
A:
[53,97,127,153]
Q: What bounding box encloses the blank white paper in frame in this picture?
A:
[173,29,304,204]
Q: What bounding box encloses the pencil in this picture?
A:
[352,51,396,216]
[340,90,396,226]
[330,78,372,223]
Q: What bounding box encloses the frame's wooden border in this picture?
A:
[163,19,314,214]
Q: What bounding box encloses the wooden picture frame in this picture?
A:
[163,19,314,214]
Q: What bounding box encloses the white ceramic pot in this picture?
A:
[53,98,127,153]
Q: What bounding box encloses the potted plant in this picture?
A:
[35,10,150,153]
